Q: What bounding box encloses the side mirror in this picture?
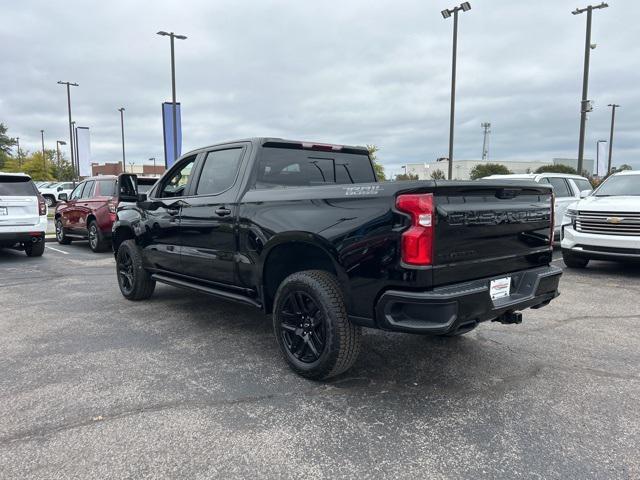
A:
[118,173,139,202]
[58,193,68,202]
[57,186,63,191]
[579,190,591,199]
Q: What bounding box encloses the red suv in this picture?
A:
[55,175,157,252]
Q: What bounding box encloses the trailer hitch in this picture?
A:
[493,311,522,325]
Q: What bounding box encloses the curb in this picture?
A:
[45,236,57,243]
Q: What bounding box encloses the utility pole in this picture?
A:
[157,31,187,165]
[40,130,46,175]
[149,157,157,176]
[118,107,126,173]
[56,140,67,167]
[57,81,79,178]
[572,2,608,175]
[16,137,21,167]
[481,122,491,160]
[441,2,471,180]
[606,103,619,175]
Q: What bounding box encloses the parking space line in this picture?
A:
[46,245,70,255]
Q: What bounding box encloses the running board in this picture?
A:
[151,273,262,308]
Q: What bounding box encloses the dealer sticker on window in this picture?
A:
[0,207,7,215]
[490,277,511,300]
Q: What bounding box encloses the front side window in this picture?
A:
[81,181,95,199]
[70,183,85,200]
[196,148,243,195]
[159,156,197,198]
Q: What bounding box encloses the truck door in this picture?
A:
[178,145,247,285]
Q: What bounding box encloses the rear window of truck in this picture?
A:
[255,147,376,188]
[0,175,37,196]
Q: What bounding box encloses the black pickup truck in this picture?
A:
[113,138,561,379]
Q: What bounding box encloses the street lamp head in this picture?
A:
[58,140,67,145]
[118,107,125,112]
[174,34,188,40]
[441,9,451,18]
[461,2,471,12]
[157,31,169,36]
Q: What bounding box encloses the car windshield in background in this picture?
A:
[137,179,157,193]
[573,178,593,192]
[96,180,117,197]
[256,147,376,188]
[0,176,36,196]
[595,175,639,196]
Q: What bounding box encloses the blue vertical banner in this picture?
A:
[162,102,182,168]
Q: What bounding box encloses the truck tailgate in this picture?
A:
[432,183,553,286]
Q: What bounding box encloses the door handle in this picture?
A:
[215,207,232,217]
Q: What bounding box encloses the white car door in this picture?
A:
[542,177,575,231]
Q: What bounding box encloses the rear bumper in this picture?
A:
[0,231,45,247]
[0,216,48,246]
[373,265,562,334]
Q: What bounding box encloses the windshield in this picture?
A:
[0,175,37,196]
[595,175,639,196]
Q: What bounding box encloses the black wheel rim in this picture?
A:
[118,250,134,294]
[89,225,97,249]
[45,197,53,207]
[279,291,326,364]
[56,221,63,241]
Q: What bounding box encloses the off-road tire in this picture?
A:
[116,239,155,300]
[273,270,361,380]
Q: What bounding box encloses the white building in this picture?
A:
[404,158,594,180]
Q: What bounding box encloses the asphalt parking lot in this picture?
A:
[1,243,638,479]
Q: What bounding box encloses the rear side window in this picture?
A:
[573,178,593,192]
[544,177,572,198]
[0,176,36,196]
[196,148,243,195]
[255,147,376,188]
[95,179,116,197]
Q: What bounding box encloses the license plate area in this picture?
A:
[490,277,511,300]
[0,207,7,215]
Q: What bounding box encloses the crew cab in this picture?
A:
[0,173,48,257]
[112,138,561,379]
[562,170,640,267]
[55,175,158,252]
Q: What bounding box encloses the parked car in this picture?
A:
[38,181,76,207]
[561,170,639,268]
[483,173,593,239]
[54,175,157,252]
[0,173,48,257]
[112,138,561,380]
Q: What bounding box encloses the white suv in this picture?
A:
[0,173,48,257]
[483,173,593,239]
[39,181,76,207]
[561,170,640,268]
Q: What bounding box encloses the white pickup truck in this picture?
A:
[39,181,76,207]
[561,170,640,267]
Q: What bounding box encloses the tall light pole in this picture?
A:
[16,137,21,167]
[441,2,471,180]
[40,130,46,175]
[481,122,491,160]
[157,31,187,165]
[149,157,157,176]
[572,2,608,175]
[606,103,619,175]
[118,107,126,173]
[57,81,79,178]
[56,140,67,167]
[596,139,607,176]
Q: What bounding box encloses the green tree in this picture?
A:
[613,164,633,172]
[20,151,55,181]
[470,163,512,180]
[50,150,75,181]
[367,144,385,181]
[430,169,446,180]
[0,123,18,170]
[396,173,419,181]
[534,164,578,175]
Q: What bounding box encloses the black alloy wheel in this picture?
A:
[117,248,135,296]
[279,291,326,364]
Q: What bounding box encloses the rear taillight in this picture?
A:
[396,193,434,266]
[37,195,47,216]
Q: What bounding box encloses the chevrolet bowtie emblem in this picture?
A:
[606,217,623,224]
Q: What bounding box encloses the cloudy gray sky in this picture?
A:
[2,0,638,175]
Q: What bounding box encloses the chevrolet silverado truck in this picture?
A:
[112,138,562,379]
